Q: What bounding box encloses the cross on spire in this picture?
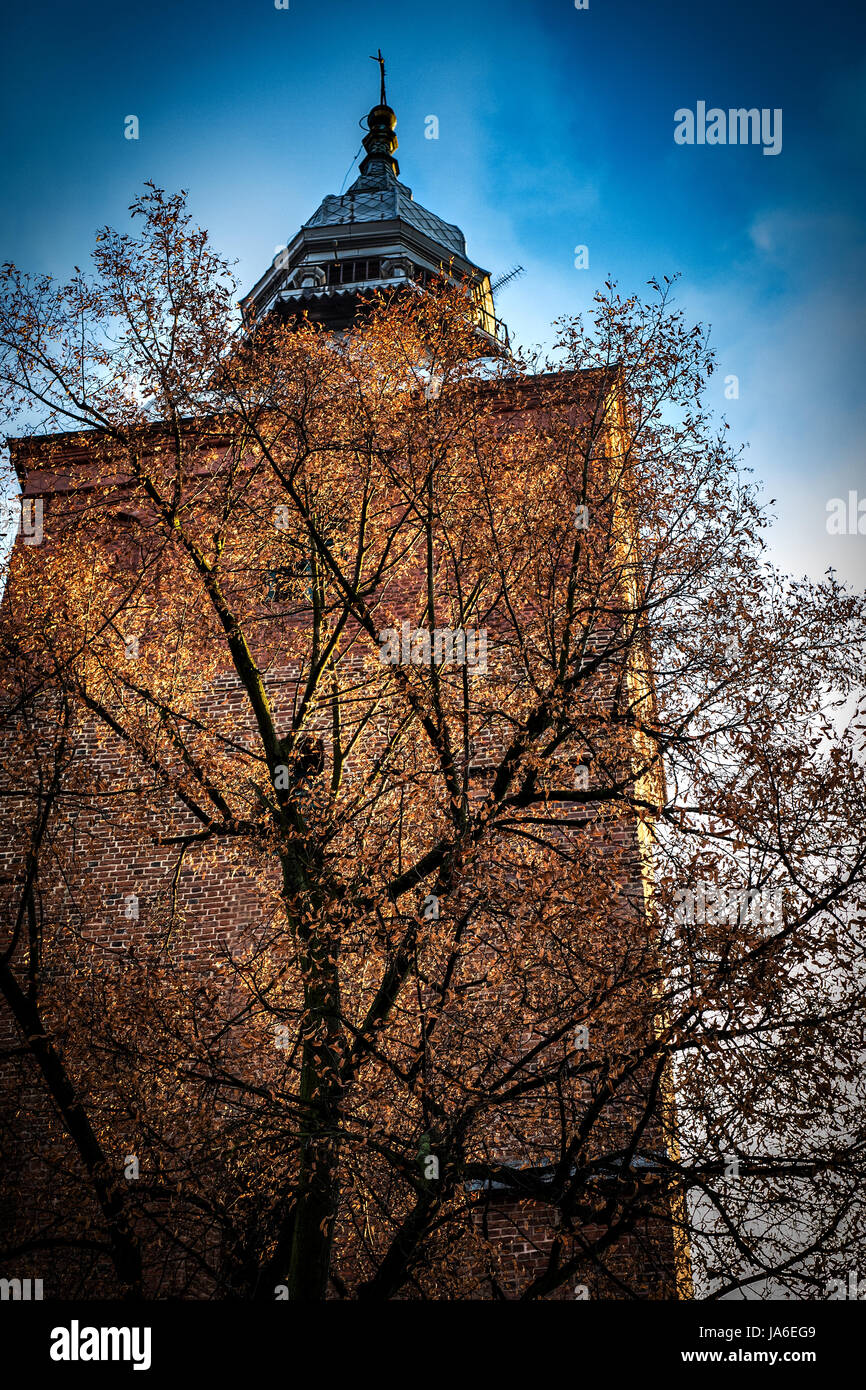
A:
[369,48,387,107]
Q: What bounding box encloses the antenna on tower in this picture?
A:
[490,264,525,295]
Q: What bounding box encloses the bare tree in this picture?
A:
[0,190,863,1300]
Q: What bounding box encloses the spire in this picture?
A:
[359,50,399,181]
[370,48,387,107]
[243,70,509,350]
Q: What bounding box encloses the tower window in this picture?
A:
[326,258,383,286]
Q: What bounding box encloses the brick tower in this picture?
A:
[0,70,690,1301]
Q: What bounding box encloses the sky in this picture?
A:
[1,0,864,587]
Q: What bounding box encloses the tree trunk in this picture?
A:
[285,920,343,1301]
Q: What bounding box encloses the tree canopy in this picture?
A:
[1,188,864,1300]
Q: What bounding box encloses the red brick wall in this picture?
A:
[0,373,682,1300]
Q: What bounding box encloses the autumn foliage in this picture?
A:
[0,189,864,1299]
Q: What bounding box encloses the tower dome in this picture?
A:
[242,58,507,348]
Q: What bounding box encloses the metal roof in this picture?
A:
[304,172,467,260]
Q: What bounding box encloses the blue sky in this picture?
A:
[1,0,864,586]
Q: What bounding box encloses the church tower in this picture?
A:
[1,59,688,1303]
[243,56,507,349]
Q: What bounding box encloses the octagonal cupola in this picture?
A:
[242,58,508,349]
